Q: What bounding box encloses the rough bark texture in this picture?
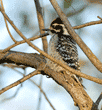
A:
[0,51,99,110]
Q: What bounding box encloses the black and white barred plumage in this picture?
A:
[43,17,83,87]
[56,35,79,70]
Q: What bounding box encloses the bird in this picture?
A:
[42,17,84,87]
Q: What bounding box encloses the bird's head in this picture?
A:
[42,17,69,36]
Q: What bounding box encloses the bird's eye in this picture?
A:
[52,24,56,28]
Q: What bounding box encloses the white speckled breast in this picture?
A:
[46,34,68,72]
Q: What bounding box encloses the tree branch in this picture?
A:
[0,51,98,109]
[1,33,49,53]
[0,69,40,94]
[34,0,48,53]
[73,20,102,29]
[0,51,102,84]
[0,0,17,43]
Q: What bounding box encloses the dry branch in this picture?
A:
[34,0,48,52]
[0,51,97,110]
[73,20,102,29]
[0,50,102,85]
[0,0,17,43]
[1,33,49,53]
[0,70,40,94]
[0,51,101,84]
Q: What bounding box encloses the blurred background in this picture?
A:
[0,0,102,110]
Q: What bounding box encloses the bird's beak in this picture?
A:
[42,29,51,31]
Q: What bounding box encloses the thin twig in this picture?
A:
[1,33,49,53]
[0,70,40,94]
[0,0,17,43]
[73,20,102,29]
[66,5,87,17]
[97,16,102,20]
[34,0,48,53]
[1,84,22,102]
[92,93,102,110]
[95,93,102,106]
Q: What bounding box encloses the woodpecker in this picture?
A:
[43,17,83,87]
